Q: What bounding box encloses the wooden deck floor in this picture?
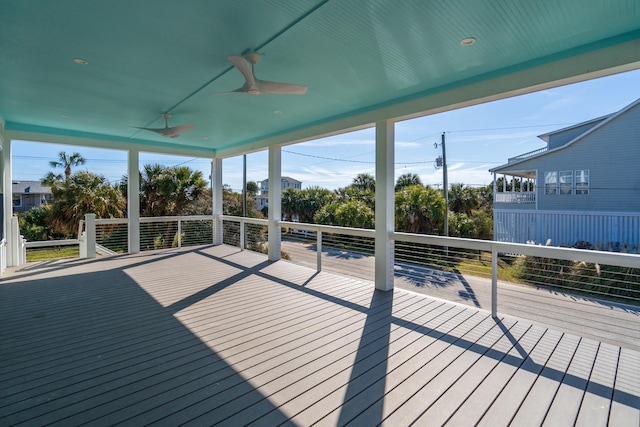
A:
[0,245,638,426]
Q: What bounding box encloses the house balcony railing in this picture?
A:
[494,192,536,203]
[8,213,640,349]
[507,146,548,162]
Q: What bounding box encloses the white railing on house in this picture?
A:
[508,146,548,162]
[494,192,536,203]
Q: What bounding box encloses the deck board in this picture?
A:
[0,245,638,426]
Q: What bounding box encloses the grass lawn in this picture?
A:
[26,247,80,262]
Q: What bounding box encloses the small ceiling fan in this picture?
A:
[134,113,196,138]
[221,52,307,95]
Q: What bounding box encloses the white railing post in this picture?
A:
[78,220,87,258]
[211,158,223,245]
[267,146,282,261]
[85,213,96,259]
[128,149,140,254]
[177,218,182,248]
[491,244,498,317]
[19,236,26,264]
[317,230,322,272]
[240,218,245,250]
[10,216,20,266]
[0,240,6,275]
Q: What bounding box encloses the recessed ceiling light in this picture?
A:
[460,37,476,46]
[73,58,89,65]
[202,137,209,140]
[274,110,282,115]
[61,114,71,118]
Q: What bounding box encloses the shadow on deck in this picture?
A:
[0,245,638,425]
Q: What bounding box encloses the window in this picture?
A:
[12,195,22,207]
[559,171,573,195]
[544,171,557,195]
[575,170,589,195]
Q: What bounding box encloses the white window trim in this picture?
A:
[559,170,573,195]
[575,169,590,195]
[544,171,557,195]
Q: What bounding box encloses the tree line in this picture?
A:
[278,172,493,239]
[19,152,494,241]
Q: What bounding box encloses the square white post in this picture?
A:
[268,145,281,261]
[375,120,394,291]
[84,213,96,259]
[211,158,223,245]
[2,138,14,266]
[128,149,140,254]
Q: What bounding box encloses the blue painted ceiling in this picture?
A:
[1,0,639,155]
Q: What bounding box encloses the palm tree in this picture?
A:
[448,183,480,216]
[351,173,375,192]
[298,186,336,223]
[395,173,422,191]
[47,171,125,236]
[139,164,208,217]
[281,188,300,221]
[395,184,445,234]
[41,171,63,186]
[49,151,86,179]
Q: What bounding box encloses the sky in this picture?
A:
[11,68,640,192]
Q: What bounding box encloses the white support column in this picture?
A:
[211,158,223,245]
[85,213,96,259]
[128,149,140,254]
[375,120,394,291]
[267,145,281,261]
[2,138,14,266]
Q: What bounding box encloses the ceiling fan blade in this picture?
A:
[228,55,257,92]
[168,124,196,134]
[134,124,195,138]
[133,126,165,133]
[256,79,308,95]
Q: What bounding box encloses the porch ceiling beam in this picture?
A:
[6,128,216,158]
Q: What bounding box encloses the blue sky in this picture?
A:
[11,68,640,192]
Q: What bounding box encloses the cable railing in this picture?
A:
[95,218,128,254]
[221,215,269,252]
[279,220,375,280]
[9,211,639,348]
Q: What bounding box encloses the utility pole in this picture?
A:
[441,133,448,237]
[434,133,449,237]
[242,154,247,217]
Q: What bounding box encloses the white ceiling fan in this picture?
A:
[134,113,196,138]
[222,52,307,95]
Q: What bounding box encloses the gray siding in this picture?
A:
[495,209,640,249]
[13,194,48,213]
[546,118,607,149]
[501,103,640,213]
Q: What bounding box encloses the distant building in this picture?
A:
[256,177,302,210]
[12,181,53,213]
[490,97,640,251]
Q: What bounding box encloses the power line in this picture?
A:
[446,123,574,133]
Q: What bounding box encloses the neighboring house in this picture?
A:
[490,97,640,252]
[12,181,53,213]
[256,177,302,211]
